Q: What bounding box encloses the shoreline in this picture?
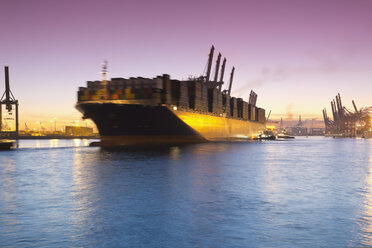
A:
[0,135,99,140]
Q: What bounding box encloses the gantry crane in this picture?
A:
[0,66,19,137]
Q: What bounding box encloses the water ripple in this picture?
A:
[1,137,372,247]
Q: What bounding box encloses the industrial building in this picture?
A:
[65,126,94,136]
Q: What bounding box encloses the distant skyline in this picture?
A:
[1,0,371,130]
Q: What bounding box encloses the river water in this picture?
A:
[1,137,372,247]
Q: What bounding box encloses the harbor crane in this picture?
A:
[0,66,19,137]
[322,93,371,137]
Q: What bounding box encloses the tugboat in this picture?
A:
[277,131,295,139]
[0,140,14,150]
[256,130,276,140]
[276,118,294,139]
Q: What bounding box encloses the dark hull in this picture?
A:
[277,135,295,139]
[0,140,14,150]
[76,102,206,146]
[254,135,276,140]
[76,101,266,146]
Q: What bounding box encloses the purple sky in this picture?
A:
[1,0,371,129]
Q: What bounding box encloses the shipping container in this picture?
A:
[230,97,238,118]
[125,88,134,99]
[143,78,153,88]
[179,82,189,108]
[222,94,231,116]
[153,92,162,104]
[201,84,208,112]
[248,104,256,121]
[162,75,172,104]
[154,76,164,89]
[131,88,138,99]
[188,81,202,110]
[257,108,266,123]
[143,88,152,99]
[96,89,107,95]
[110,78,126,87]
[215,91,223,115]
[243,101,249,120]
[92,95,100,100]
[208,88,219,113]
[255,107,260,122]
[237,98,243,118]
[128,78,135,88]
[170,80,181,105]
[110,78,125,87]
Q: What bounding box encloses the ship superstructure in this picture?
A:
[76,46,266,146]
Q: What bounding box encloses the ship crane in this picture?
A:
[218,58,226,91]
[205,46,214,82]
[206,47,227,90]
[213,53,221,82]
[266,110,271,122]
[249,90,258,106]
[208,52,225,89]
[352,100,358,114]
[227,67,235,96]
[0,66,19,137]
[322,108,332,133]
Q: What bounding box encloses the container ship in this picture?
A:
[76,46,266,146]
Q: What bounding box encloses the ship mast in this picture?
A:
[101,60,108,86]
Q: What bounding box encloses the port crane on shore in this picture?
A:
[0,66,19,137]
[322,93,371,137]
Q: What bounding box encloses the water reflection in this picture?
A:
[359,145,372,245]
[14,139,97,149]
[70,144,229,245]
[73,139,81,147]
[49,139,59,147]
[169,146,180,160]
[2,138,372,247]
[0,156,16,207]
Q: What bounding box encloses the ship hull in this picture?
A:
[76,101,265,146]
[173,109,265,140]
